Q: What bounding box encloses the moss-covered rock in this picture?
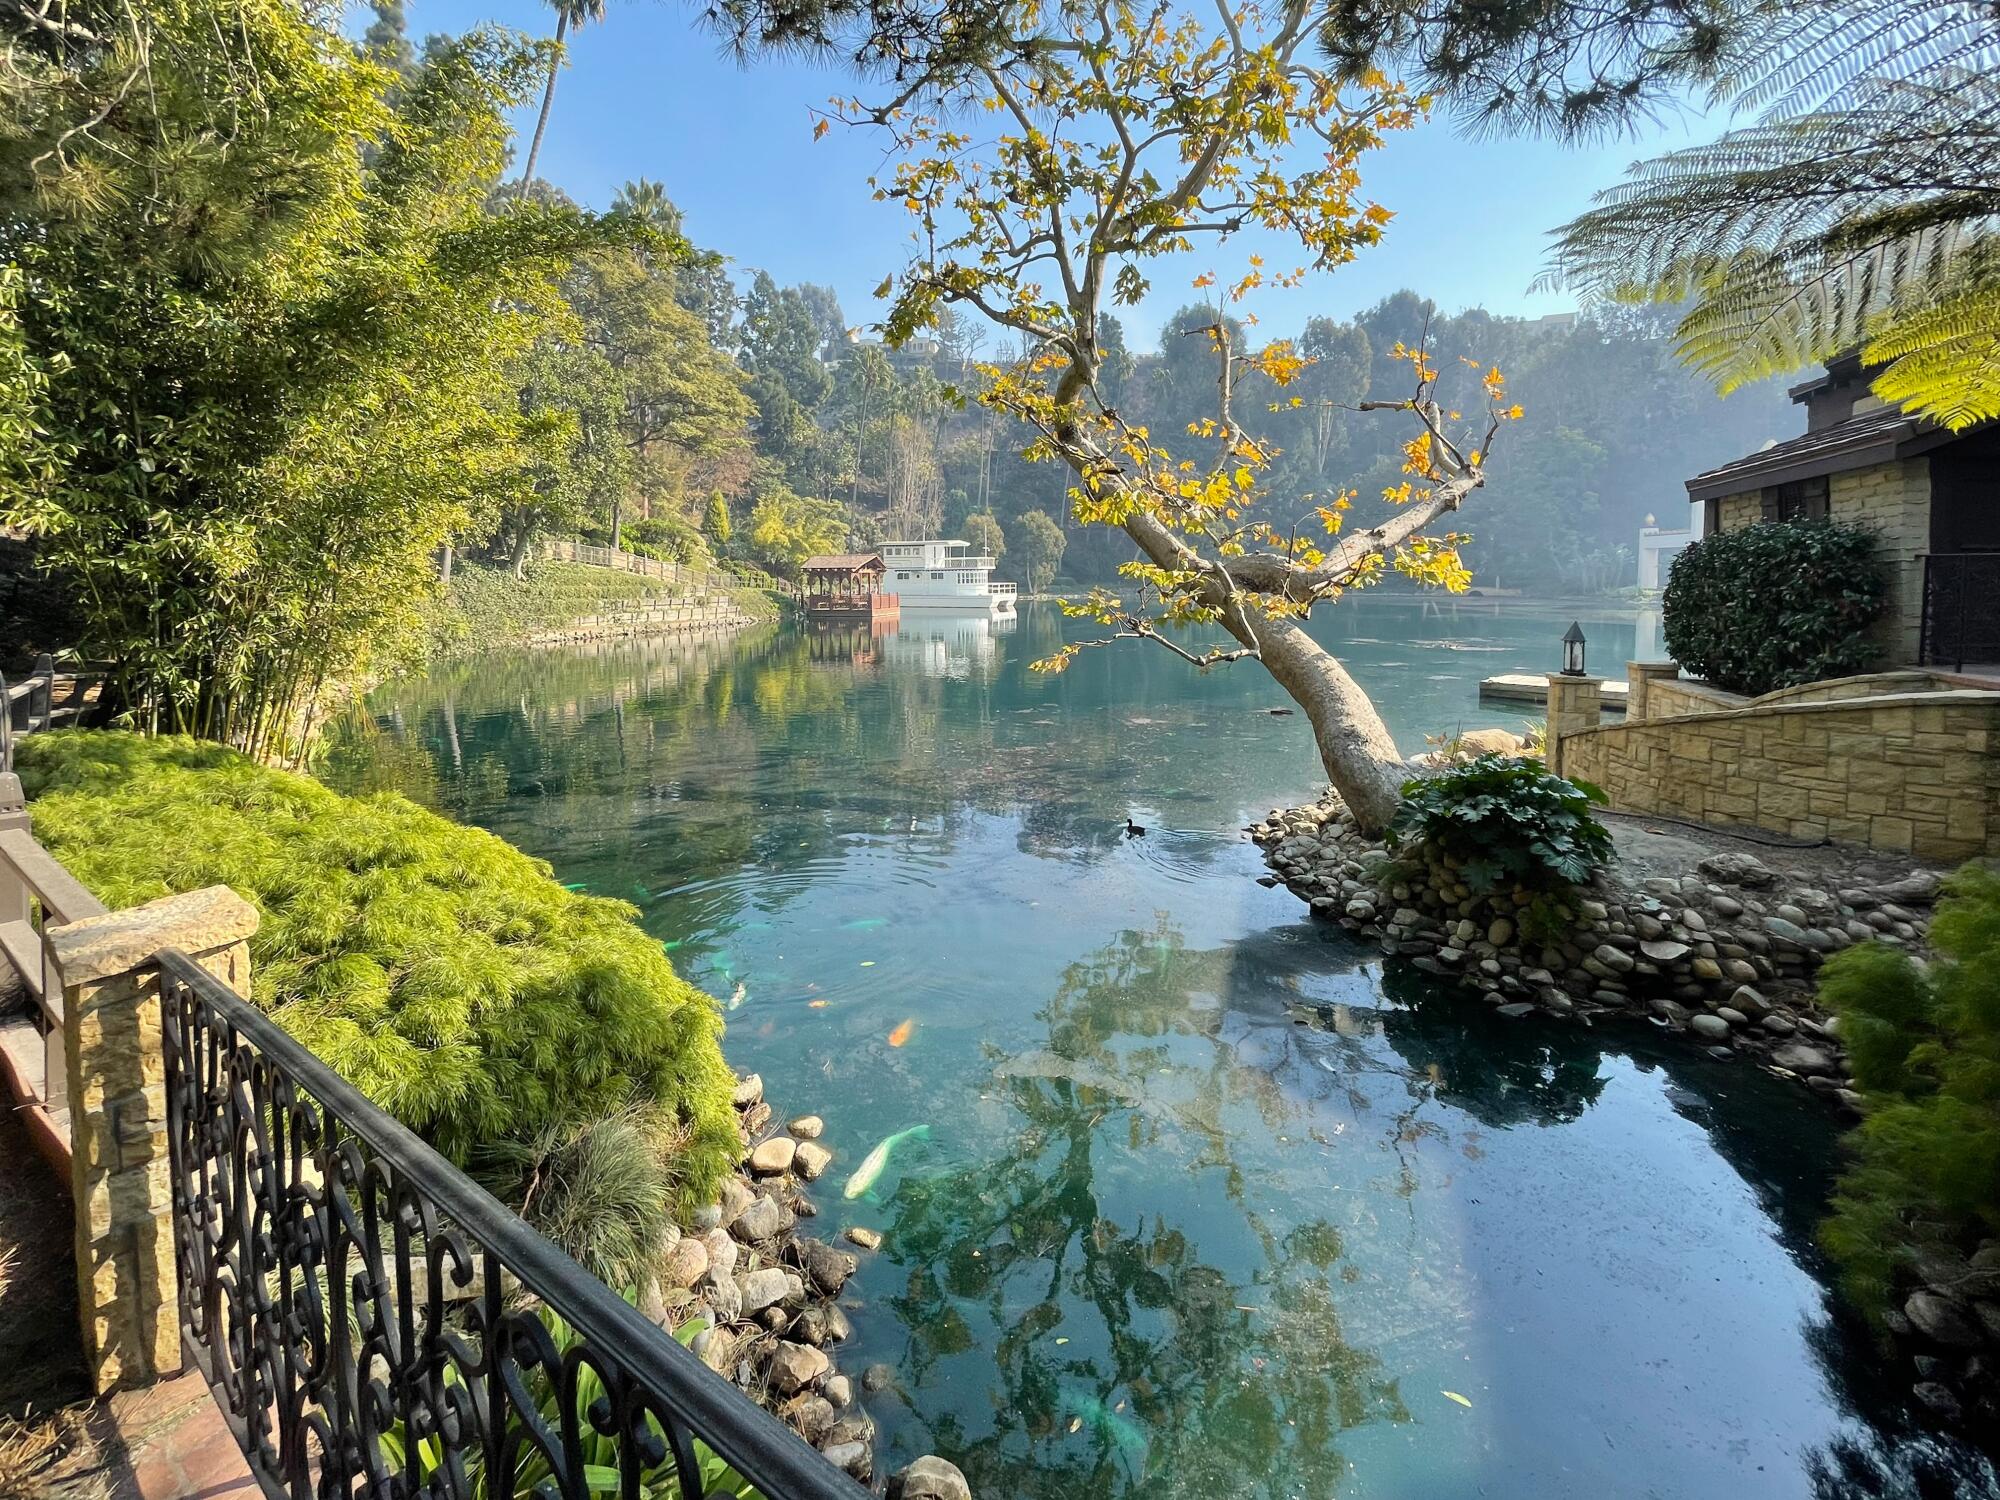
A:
[19,730,738,1222]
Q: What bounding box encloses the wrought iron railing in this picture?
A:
[157,946,862,1500]
[1920,552,2000,672]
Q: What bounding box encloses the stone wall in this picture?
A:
[1559,690,2000,860]
[1710,458,1933,665]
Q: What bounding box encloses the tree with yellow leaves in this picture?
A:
[812,0,1520,832]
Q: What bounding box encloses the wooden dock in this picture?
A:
[1478,673,1629,709]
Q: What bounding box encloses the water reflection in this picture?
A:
[326,603,1997,1500]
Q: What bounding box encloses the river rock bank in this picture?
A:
[1251,793,1944,1106]
[647,1072,967,1497]
[1251,793,2000,1433]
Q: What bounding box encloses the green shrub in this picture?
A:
[1818,863,2000,1317]
[1388,754,1614,893]
[18,731,738,1222]
[1662,520,1888,695]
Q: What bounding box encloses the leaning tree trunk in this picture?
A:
[519,10,568,188]
[1121,512,1409,835]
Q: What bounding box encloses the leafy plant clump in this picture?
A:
[1388,754,1615,893]
[18,732,738,1225]
[1818,863,2000,1318]
[1663,520,1888,696]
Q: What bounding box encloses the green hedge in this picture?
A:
[19,732,738,1220]
[1662,520,1887,695]
[1818,863,2000,1318]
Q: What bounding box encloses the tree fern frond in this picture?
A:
[1719,0,2000,118]
[1866,277,2000,429]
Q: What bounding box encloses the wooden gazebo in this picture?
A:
[800,554,899,623]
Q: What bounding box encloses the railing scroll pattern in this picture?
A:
[157,947,861,1500]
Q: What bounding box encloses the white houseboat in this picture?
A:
[878,539,1018,613]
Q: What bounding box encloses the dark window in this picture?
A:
[1760,476,1829,522]
[931,571,944,580]
[1702,497,1720,537]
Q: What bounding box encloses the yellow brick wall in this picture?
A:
[1560,692,2000,860]
[1644,679,1745,720]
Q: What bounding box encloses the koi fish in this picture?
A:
[1058,1391,1147,1457]
[842,1125,930,1200]
[728,982,746,1011]
[887,1018,915,1047]
[843,917,888,931]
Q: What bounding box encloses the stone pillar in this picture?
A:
[1545,673,1603,779]
[49,886,259,1393]
[1626,661,1682,724]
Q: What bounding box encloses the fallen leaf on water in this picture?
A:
[1055,1337,1068,1345]
[1068,1418,1082,1434]
[860,960,876,968]
[1442,1391,1473,1408]
[808,999,830,1009]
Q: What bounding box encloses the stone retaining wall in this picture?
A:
[1559,689,2000,859]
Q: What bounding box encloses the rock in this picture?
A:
[828,1410,875,1447]
[1495,1002,1534,1018]
[1640,939,1691,963]
[1974,1302,2000,1344]
[824,1374,854,1408]
[1711,895,1744,919]
[1591,943,1635,973]
[1771,1042,1834,1075]
[704,1273,742,1324]
[1913,1382,1962,1421]
[789,1115,824,1139]
[742,1101,773,1136]
[845,1226,883,1251]
[1905,1291,1982,1348]
[825,1304,853,1342]
[1649,998,1691,1026]
[768,1340,830,1395]
[1716,1007,1749,1026]
[1346,899,1377,921]
[1690,1013,1731,1040]
[1763,915,1813,947]
[763,1307,790,1333]
[1873,872,1939,904]
[689,1202,722,1231]
[738,1266,804,1316]
[733,1073,765,1108]
[698,1228,738,1284]
[1761,1014,1798,1037]
[661,1236,709,1290]
[795,1141,834,1180]
[894,1456,972,1500]
[803,1240,859,1294]
[823,1442,872,1480]
[750,1136,798,1175]
[783,1394,836,1441]
[719,1175,757,1225]
[1486,917,1515,946]
[690,1326,736,1373]
[1699,853,1775,888]
[732,1194,792,1243]
[862,1362,896,1392]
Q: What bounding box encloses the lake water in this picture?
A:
[326,597,1995,1500]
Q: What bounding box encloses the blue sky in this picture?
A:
[375,0,1727,351]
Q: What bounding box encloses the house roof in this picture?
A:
[1685,405,1930,502]
[802,553,885,573]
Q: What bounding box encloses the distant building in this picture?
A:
[1687,354,2000,668]
[1637,513,1693,591]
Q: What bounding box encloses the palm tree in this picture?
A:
[519,0,608,189]
[611,177,683,233]
[1541,1,2000,429]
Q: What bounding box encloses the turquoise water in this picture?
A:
[326,597,1993,1500]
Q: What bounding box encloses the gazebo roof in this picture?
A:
[802,553,886,573]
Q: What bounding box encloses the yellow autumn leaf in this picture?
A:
[813,118,831,141]
[1442,1391,1473,1408]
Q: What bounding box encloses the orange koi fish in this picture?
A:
[888,1018,916,1047]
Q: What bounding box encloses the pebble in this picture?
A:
[824,1374,854,1408]
[795,1141,834,1180]
[732,1194,792,1243]
[749,1136,798,1175]
[768,1341,830,1394]
[1690,1014,1731,1040]
[788,1115,824,1139]
[732,1073,765,1108]
[895,1456,973,1500]
[738,1266,802,1315]
[1906,1291,1983,1348]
